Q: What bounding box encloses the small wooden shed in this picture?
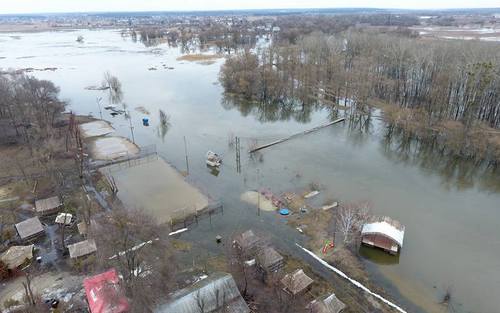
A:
[68,239,97,259]
[234,229,261,257]
[15,217,45,241]
[256,246,284,277]
[35,196,62,216]
[281,269,314,297]
[309,293,346,313]
[361,216,405,255]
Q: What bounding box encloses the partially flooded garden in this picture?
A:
[1,28,500,313]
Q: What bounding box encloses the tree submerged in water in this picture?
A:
[157,109,171,141]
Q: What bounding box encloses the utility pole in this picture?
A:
[235,136,241,173]
[96,97,103,120]
[183,136,189,175]
[257,168,260,216]
[127,111,135,144]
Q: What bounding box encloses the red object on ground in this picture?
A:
[83,268,129,313]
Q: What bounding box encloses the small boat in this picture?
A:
[104,105,117,110]
[206,151,222,167]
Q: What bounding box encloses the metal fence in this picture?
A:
[90,144,158,170]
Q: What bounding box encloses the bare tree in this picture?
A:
[336,202,371,244]
[94,208,176,312]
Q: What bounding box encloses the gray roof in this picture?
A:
[68,239,97,258]
[15,217,44,240]
[155,273,249,313]
[35,196,62,214]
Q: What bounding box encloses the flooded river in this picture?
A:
[1,29,499,313]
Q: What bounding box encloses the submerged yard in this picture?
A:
[0,27,499,313]
[101,157,209,224]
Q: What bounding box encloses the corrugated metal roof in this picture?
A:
[83,268,129,313]
[361,219,405,247]
[155,272,249,313]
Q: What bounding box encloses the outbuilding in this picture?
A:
[15,217,45,241]
[256,246,284,278]
[361,216,405,254]
[0,245,34,269]
[309,293,346,313]
[35,196,62,216]
[234,229,261,256]
[68,239,97,259]
[281,269,314,297]
[154,272,249,313]
[83,268,129,313]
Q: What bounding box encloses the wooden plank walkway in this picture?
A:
[249,117,345,153]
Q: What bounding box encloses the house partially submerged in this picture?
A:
[35,196,62,216]
[68,239,97,259]
[0,245,34,269]
[154,272,249,313]
[15,217,45,241]
[308,293,346,313]
[256,246,284,278]
[361,216,405,255]
[83,268,129,313]
[281,269,314,297]
[234,229,261,256]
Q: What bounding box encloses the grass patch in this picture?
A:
[171,239,192,252]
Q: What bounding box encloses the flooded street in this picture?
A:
[1,29,500,313]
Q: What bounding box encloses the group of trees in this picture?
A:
[220,27,500,162]
[0,74,66,147]
[93,209,177,312]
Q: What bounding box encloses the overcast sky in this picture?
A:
[0,0,498,14]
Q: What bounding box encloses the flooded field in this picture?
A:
[1,29,500,313]
[102,157,209,224]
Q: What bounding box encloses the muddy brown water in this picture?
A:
[1,29,500,313]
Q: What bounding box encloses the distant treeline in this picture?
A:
[221,31,500,129]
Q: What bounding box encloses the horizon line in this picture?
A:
[1,6,499,16]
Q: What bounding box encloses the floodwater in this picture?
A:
[102,157,209,223]
[1,29,500,313]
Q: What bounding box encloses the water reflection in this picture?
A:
[381,126,500,192]
[359,245,400,265]
[221,94,323,123]
[157,109,171,142]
